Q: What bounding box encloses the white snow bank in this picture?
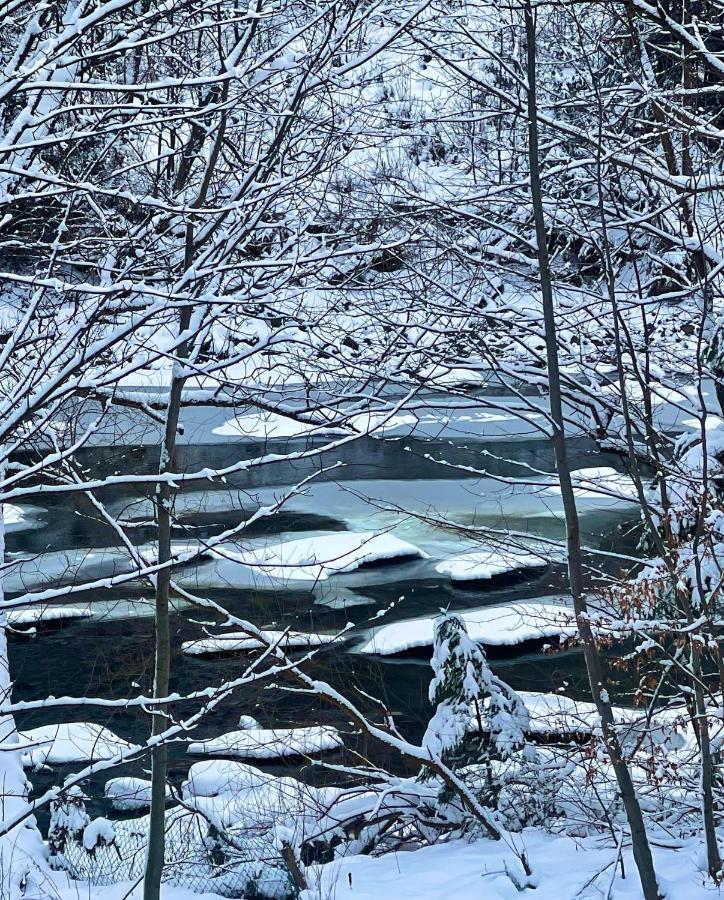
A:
[212,410,340,439]
[208,532,426,583]
[212,409,417,440]
[301,827,712,900]
[512,691,685,749]
[434,546,553,581]
[547,466,638,502]
[104,777,171,811]
[7,606,92,629]
[188,725,343,759]
[182,629,336,656]
[358,600,575,656]
[182,759,335,831]
[18,722,137,768]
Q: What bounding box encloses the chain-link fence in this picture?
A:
[53,806,300,899]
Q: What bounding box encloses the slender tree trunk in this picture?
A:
[523,4,660,897]
[690,639,721,878]
[144,230,195,900]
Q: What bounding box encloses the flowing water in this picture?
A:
[6,390,662,827]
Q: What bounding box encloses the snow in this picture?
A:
[104,777,171,811]
[188,725,344,759]
[18,722,138,768]
[4,503,44,533]
[434,546,552,581]
[547,466,639,501]
[182,629,336,656]
[83,817,116,850]
[182,758,335,831]
[212,410,339,439]
[7,606,92,629]
[211,409,417,440]
[357,600,576,656]
[301,829,716,900]
[510,691,685,748]
[206,532,426,583]
[681,414,724,430]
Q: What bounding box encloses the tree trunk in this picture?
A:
[143,236,195,899]
[523,4,660,898]
[690,637,721,878]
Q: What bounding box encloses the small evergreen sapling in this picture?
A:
[423,612,529,775]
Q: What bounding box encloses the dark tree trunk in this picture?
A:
[523,4,661,898]
[143,229,195,900]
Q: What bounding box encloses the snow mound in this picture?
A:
[18,722,137,768]
[82,817,115,851]
[8,606,92,630]
[104,777,171,811]
[182,759,337,836]
[213,410,340,439]
[511,691,685,749]
[358,601,575,656]
[435,545,555,581]
[209,532,426,582]
[546,466,638,502]
[182,629,336,656]
[212,409,416,440]
[188,725,344,760]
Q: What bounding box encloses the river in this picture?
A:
[6,385,695,828]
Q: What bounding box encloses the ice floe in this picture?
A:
[4,504,44,533]
[434,546,554,581]
[7,606,92,630]
[547,466,639,502]
[188,725,344,759]
[18,722,137,768]
[357,600,576,656]
[212,408,417,440]
[196,532,427,585]
[182,629,336,656]
[104,777,171,811]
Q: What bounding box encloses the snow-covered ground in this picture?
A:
[300,830,719,900]
[45,827,723,899]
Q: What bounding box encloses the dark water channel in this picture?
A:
[6,413,642,830]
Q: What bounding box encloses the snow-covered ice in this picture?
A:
[4,504,44,533]
[182,629,336,656]
[201,532,427,584]
[212,408,417,440]
[18,722,137,768]
[182,759,335,830]
[7,606,92,629]
[104,777,171,811]
[434,546,555,581]
[188,725,344,759]
[357,600,576,656]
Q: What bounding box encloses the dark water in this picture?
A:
[6,416,641,829]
